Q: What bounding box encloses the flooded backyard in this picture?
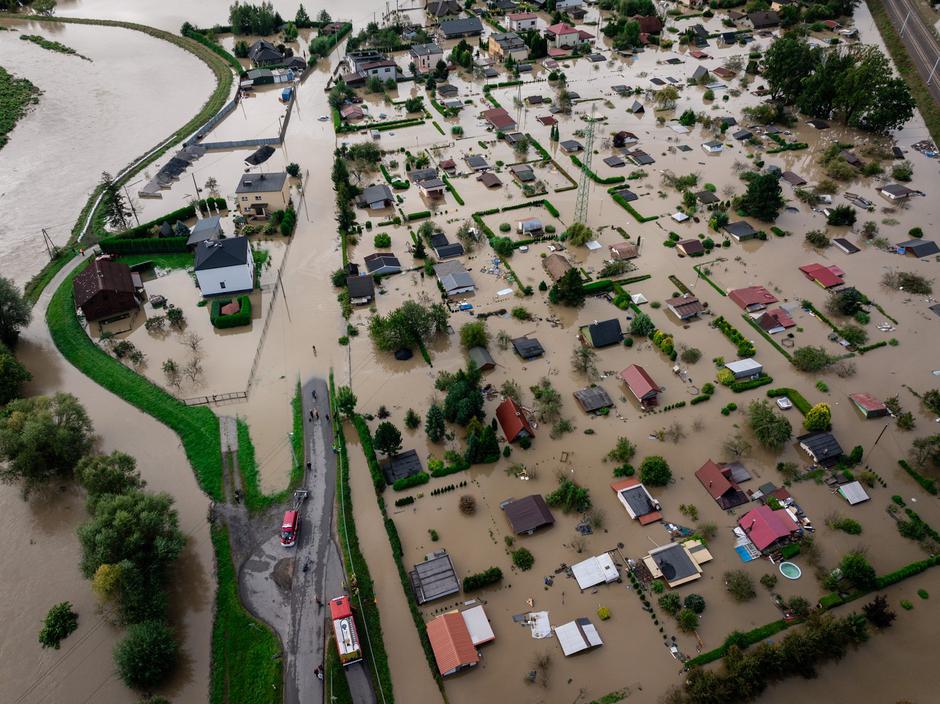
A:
[3,0,940,703]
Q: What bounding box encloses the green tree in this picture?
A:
[99,171,131,230]
[803,403,832,432]
[791,346,834,372]
[424,403,446,443]
[369,298,449,351]
[38,601,78,649]
[0,276,32,347]
[740,172,784,222]
[295,3,311,26]
[839,551,877,591]
[441,366,484,426]
[639,455,672,486]
[460,321,489,349]
[75,451,145,511]
[405,408,421,430]
[834,46,914,133]
[747,400,792,451]
[512,547,535,571]
[724,570,756,602]
[0,342,31,405]
[373,421,402,457]
[762,35,817,103]
[0,393,94,495]
[548,269,586,307]
[114,620,178,690]
[658,592,681,615]
[404,96,423,113]
[630,312,655,337]
[839,323,868,347]
[677,608,699,632]
[571,345,598,379]
[334,386,357,418]
[684,593,706,614]
[607,437,637,464]
[465,424,500,464]
[564,222,594,246]
[32,0,58,15]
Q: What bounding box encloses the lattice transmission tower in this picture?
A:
[573,105,596,225]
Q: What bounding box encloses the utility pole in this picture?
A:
[121,183,141,227]
[40,228,59,260]
[573,105,596,225]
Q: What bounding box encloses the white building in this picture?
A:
[506,11,538,32]
[235,172,290,218]
[194,237,255,296]
[409,43,443,74]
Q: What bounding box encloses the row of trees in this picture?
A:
[763,36,914,134]
[229,1,282,35]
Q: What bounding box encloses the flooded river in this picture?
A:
[3,0,940,702]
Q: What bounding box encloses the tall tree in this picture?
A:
[373,421,402,457]
[762,35,816,103]
[75,451,145,511]
[99,172,131,230]
[334,386,357,418]
[425,404,446,443]
[0,276,32,347]
[549,269,586,307]
[747,400,792,452]
[0,393,94,495]
[0,342,31,405]
[740,172,784,222]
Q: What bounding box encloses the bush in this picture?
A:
[639,455,672,486]
[499,222,512,232]
[209,296,252,329]
[684,593,706,614]
[114,620,178,690]
[677,608,699,632]
[546,476,591,513]
[392,472,430,491]
[729,375,773,393]
[38,602,78,649]
[681,347,702,364]
[373,233,391,247]
[658,592,681,615]
[512,547,535,571]
[462,566,503,592]
[724,570,756,602]
[597,606,611,620]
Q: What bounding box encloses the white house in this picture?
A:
[194,237,255,296]
[506,11,538,32]
[702,140,724,153]
[409,43,443,74]
[725,358,763,380]
[556,0,584,9]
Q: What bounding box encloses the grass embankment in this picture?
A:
[19,34,92,60]
[19,14,235,304]
[867,0,940,146]
[46,268,223,499]
[236,382,306,512]
[329,375,395,703]
[0,66,40,150]
[325,637,354,704]
[210,525,282,704]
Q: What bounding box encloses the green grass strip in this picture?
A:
[0,65,41,151]
[741,314,794,362]
[571,154,625,184]
[19,33,91,60]
[324,636,354,704]
[608,188,657,222]
[867,0,940,146]
[210,525,282,704]
[47,268,223,500]
[692,261,727,296]
[441,174,464,205]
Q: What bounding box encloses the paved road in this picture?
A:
[882,0,940,106]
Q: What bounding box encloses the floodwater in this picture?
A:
[0,19,214,287]
[5,0,940,703]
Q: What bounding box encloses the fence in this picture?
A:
[184,96,239,147]
[183,391,248,406]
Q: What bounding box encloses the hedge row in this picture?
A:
[712,315,756,357]
[692,262,727,295]
[571,154,625,184]
[857,340,889,354]
[608,189,657,222]
[100,236,189,254]
[392,472,430,491]
[876,554,940,587]
[406,210,431,222]
[441,174,464,205]
[741,313,793,361]
[462,567,503,592]
[210,295,252,329]
[112,199,228,240]
[380,164,409,190]
[583,279,615,294]
[766,388,812,415]
[898,459,938,495]
[182,26,243,75]
[730,374,773,393]
[685,620,790,667]
[430,455,469,478]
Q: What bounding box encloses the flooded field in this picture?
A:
[4,0,940,702]
[0,19,214,288]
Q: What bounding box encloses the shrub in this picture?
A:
[114,620,178,690]
[658,592,681,615]
[209,296,252,329]
[459,494,476,515]
[724,570,756,602]
[684,594,706,614]
[546,476,591,512]
[392,472,430,491]
[512,547,535,571]
[760,573,777,590]
[373,233,391,247]
[681,347,702,364]
[38,602,78,649]
[462,567,503,592]
[597,606,611,620]
[677,608,699,632]
[499,222,512,232]
[639,456,672,486]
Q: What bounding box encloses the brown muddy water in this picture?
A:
[0,19,214,288]
[4,1,940,703]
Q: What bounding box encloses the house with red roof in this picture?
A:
[618,364,660,406]
[695,459,749,509]
[758,307,795,334]
[427,612,480,677]
[799,263,844,289]
[496,397,534,443]
[849,393,889,419]
[729,285,778,312]
[481,107,517,131]
[738,505,799,552]
[544,22,594,49]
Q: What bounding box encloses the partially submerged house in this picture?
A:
[849,392,889,419]
[409,42,443,74]
[570,554,619,590]
[643,540,713,588]
[618,364,660,407]
[356,184,394,210]
[579,319,623,348]
[544,22,594,49]
[346,274,375,305]
[676,239,705,257]
[382,448,424,484]
[427,612,479,676]
[838,480,870,506]
[609,241,639,260]
[468,346,495,371]
[758,307,795,333]
[666,294,704,320]
[897,239,939,258]
[512,336,544,359]
[235,172,290,218]
[729,285,778,311]
[488,31,529,61]
[248,39,284,66]
[73,259,140,322]
[555,618,603,656]
[797,431,844,467]
[186,216,223,249]
[194,237,254,297]
[542,253,572,282]
[502,495,555,535]
[509,163,535,182]
[410,551,460,604]
[573,386,613,413]
[439,16,484,38]
[738,505,799,552]
[610,477,662,525]
[481,107,517,131]
[364,253,402,277]
[434,260,475,297]
[725,358,763,380]
[496,397,534,443]
[880,183,915,201]
[749,10,780,29]
[506,10,538,31]
[800,262,844,289]
[723,220,758,241]
[695,459,749,509]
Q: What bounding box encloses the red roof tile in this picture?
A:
[618,364,659,402]
[695,460,737,500]
[738,505,798,551]
[799,263,843,288]
[496,398,534,442]
[729,285,778,310]
[428,612,479,675]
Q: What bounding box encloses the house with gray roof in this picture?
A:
[434,260,475,296]
[194,237,254,297]
[356,184,394,210]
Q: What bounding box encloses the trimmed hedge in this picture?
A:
[210,295,252,329]
[766,388,812,415]
[441,174,464,205]
[571,154,625,184]
[685,620,790,667]
[351,416,386,493]
[730,374,773,393]
[392,472,430,491]
[876,555,940,588]
[692,262,727,296]
[543,199,560,218]
[462,567,503,592]
[99,236,188,254]
[406,210,431,222]
[898,459,938,495]
[182,27,243,75]
[713,315,756,357]
[608,188,657,222]
[583,279,615,294]
[741,313,793,361]
[857,340,889,354]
